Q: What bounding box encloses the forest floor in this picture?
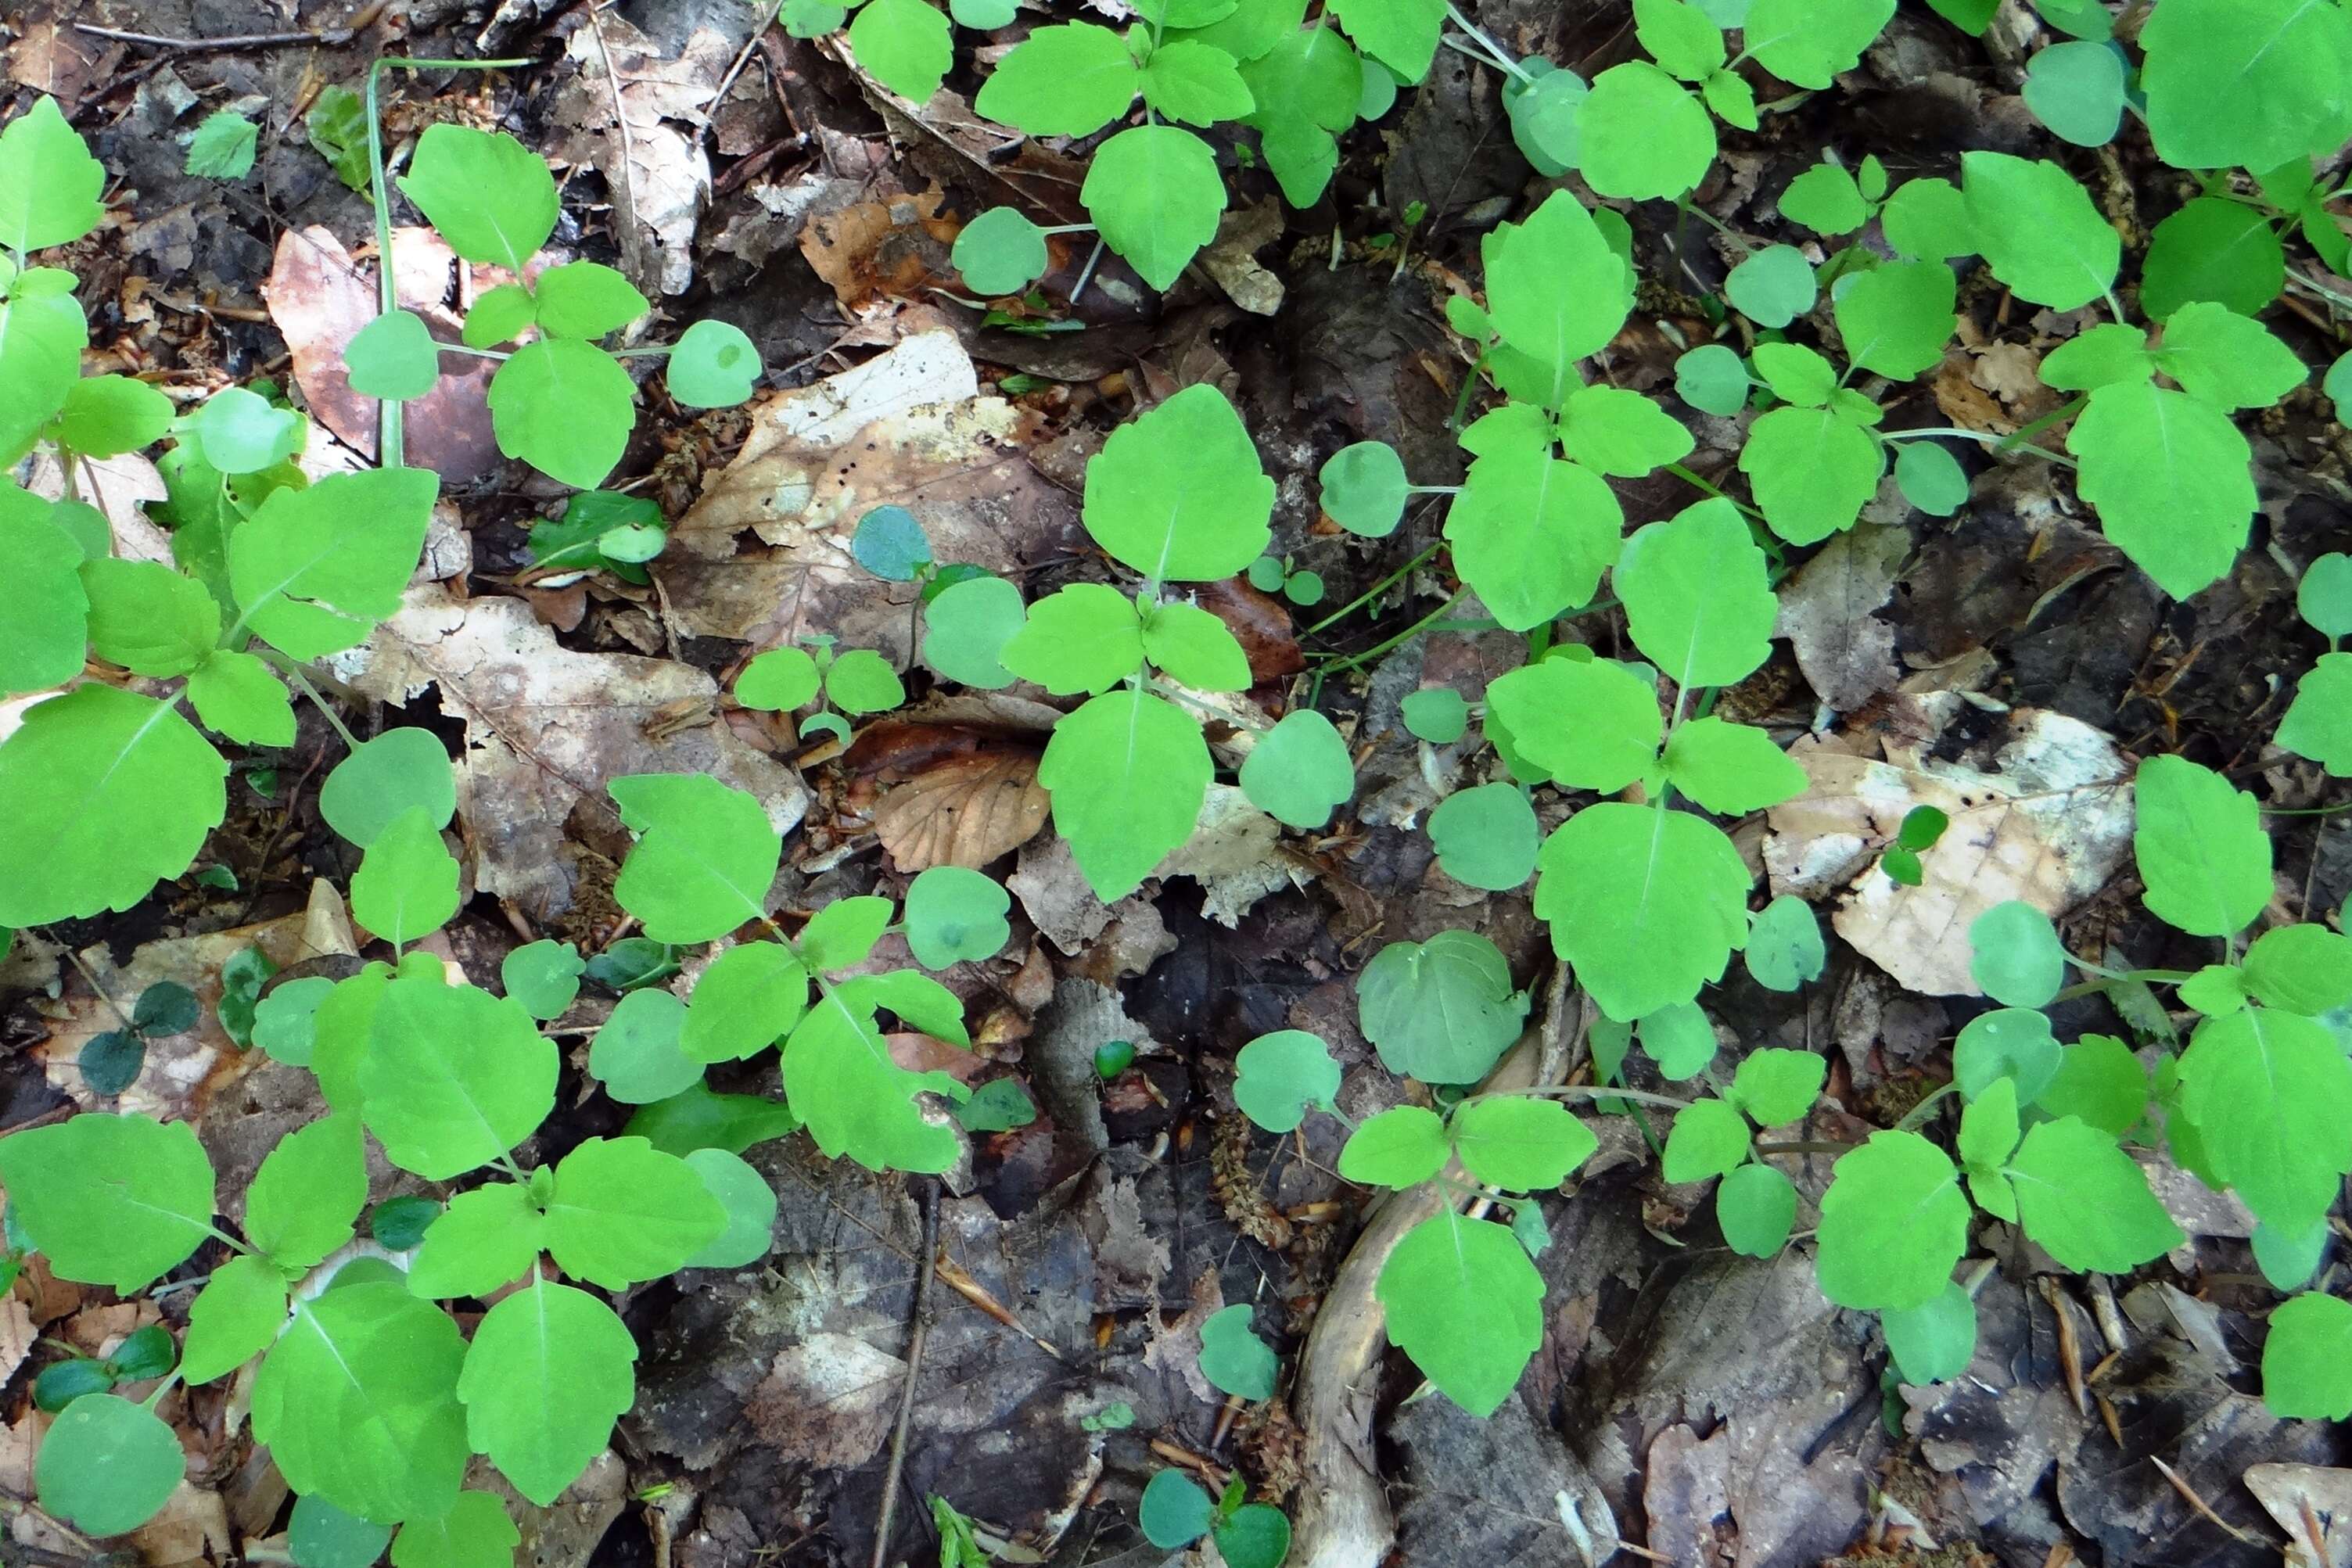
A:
[2,0,2350,1566]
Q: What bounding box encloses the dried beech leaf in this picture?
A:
[874,750,1050,871]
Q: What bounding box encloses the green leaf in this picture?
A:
[533,261,648,340]
[392,1492,519,1568]
[2244,924,2352,1016]
[2134,755,2270,937]
[462,285,537,350]
[681,1147,777,1268]
[1358,929,1528,1084]
[0,1112,213,1292]
[850,506,932,584]
[680,940,808,1063]
[1445,447,1622,630]
[0,487,88,695]
[1482,189,1635,406]
[351,806,461,945]
[1744,895,1825,992]
[2176,1006,2352,1233]
[589,988,702,1104]
[1001,583,1144,694]
[903,867,1010,969]
[1375,1210,1544,1416]
[1232,1028,1340,1132]
[1740,0,1892,88]
[1954,1007,2061,1105]
[2039,322,2153,393]
[1316,440,1409,538]
[2143,197,2286,324]
[1501,64,1586,174]
[397,125,558,272]
[1893,441,1969,516]
[1752,342,1837,407]
[185,109,260,179]
[848,0,953,97]
[359,978,557,1179]
[953,1077,1037,1135]
[291,1494,395,1568]
[248,1111,368,1269]
[1038,689,1212,900]
[1729,1047,1826,1124]
[1577,62,1715,200]
[344,309,443,401]
[37,1393,184,1537]
[1198,1304,1278,1398]
[1535,802,1750,1022]
[1725,244,1816,329]
[253,1283,469,1524]
[254,975,336,1067]
[2299,552,2352,638]
[1634,0,1725,78]
[2262,1291,2352,1419]
[1083,382,1272,581]
[1662,1096,1749,1182]
[1238,708,1354,829]
[490,339,636,490]
[542,1135,727,1288]
[1737,404,1883,547]
[501,940,584,1021]
[1716,1162,1795,1257]
[1968,900,2067,1008]
[1833,260,1957,380]
[54,373,175,457]
[0,285,90,462]
[2139,0,2352,174]
[1960,152,2117,312]
[1139,1471,1214,1548]
[1142,600,1251,691]
[2153,301,2305,411]
[976,22,1138,133]
[1703,65,1758,128]
[1143,39,1255,124]
[952,207,1049,296]
[922,574,1023,689]
[623,1082,799,1157]
[1882,1282,1977,1385]
[0,96,106,253]
[1454,1095,1595,1190]
[0,685,228,925]
[458,1278,637,1506]
[1082,124,1226,292]
[181,1253,290,1383]
[781,992,962,1173]
[1556,384,1693,477]
[666,318,763,409]
[609,773,783,943]
[1779,163,1869,235]
[2023,39,2125,145]
[1428,782,1539,892]
[229,465,439,660]
[79,557,217,677]
[2068,380,2253,599]
[796,894,893,973]
[1239,23,1361,131]
[1328,0,1445,79]
[1401,687,1469,744]
[2276,648,2352,780]
[1660,716,1804,816]
[2039,1034,2149,1136]
[185,386,307,475]
[1673,343,1748,414]
[1339,1105,1451,1186]
[1215,1506,1291,1568]
[407,1183,541,1300]
[1814,1129,1970,1311]
[736,646,821,711]
[2007,1115,2184,1272]
[824,648,903,714]
[189,650,296,748]
[322,729,456,849]
[1637,1000,1718,1080]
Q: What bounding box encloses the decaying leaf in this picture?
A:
[874,749,1051,872]
[1773,523,1909,714]
[550,20,730,296]
[336,587,809,925]
[1764,708,2135,996]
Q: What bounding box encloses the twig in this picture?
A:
[2149,1456,2268,1546]
[870,1180,939,1568]
[76,2,387,52]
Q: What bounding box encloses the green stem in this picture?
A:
[258,651,363,752]
[1468,1082,1697,1112]
[1997,394,2088,452]
[1882,425,2075,469]
[1893,1082,1957,1132]
[1312,589,1467,676]
[1301,542,1442,636]
[1441,2,1535,84]
[1662,461,1768,523]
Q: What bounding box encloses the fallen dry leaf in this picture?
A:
[551,20,728,296]
[335,587,810,926]
[746,1332,907,1469]
[873,749,1050,872]
[661,329,1074,667]
[800,188,955,309]
[1764,709,2135,996]
[1773,523,1910,713]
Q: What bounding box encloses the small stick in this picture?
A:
[2149,1455,2268,1545]
[869,1181,939,1568]
[77,2,387,52]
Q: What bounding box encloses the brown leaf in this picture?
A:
[1197,578,1305,683]
[799,188,954,308]
[1772,523,1909,713]
[745,1332,906,1469]
[874,750,1050,872]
